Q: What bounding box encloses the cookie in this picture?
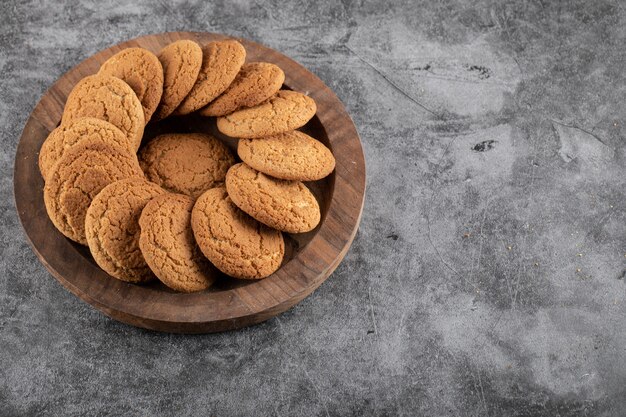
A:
[153,40,203,121]
[191,186,284,279]
[98,47,164,124]
[199,62,284,117]
[38,117,134,180]
[139,133,235,198]
[43,141,143,245]
[139,193,217,292]
[62,74,144,151]
[225,163,320,233]
[216,90,316,138]
[173,40,246,115]
[237,130,335,181]
[85,177,166,283]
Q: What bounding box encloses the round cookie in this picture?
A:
[199,62,285,117]
[238,130,335,181]
[225,163,320,233]
[98,47,164,124]
[139,193,218,292]
[191,186,284,279]
[139,133,235,198]
[62,74,145,151]
[85,177,166,283]
[173,40,246,115]
[43,141,143,245]
[153,40,203,121]
[216,90,316,138]
[39,117,133,180]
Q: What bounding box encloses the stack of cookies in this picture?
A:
[39,38,335,293]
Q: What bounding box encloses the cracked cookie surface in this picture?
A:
[154,40,203,121]
[85,177,166,283]
[98,47,164,124]
[139,133,235,198]
[139,193,218,292]
[238,130,335,181]
[43,141,143,245]
[216,90,316,138]
[199,62,284,117]
[191,186,284,279]
[62,74,145,150]
[39,117,134,181]
[174,40,246,115]
[225,163,320,233]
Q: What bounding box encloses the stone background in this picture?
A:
[1,0,625,415]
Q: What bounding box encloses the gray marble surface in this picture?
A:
[1,1,625,416]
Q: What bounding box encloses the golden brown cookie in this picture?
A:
[85,177,166,283]
[216,90,316,138]
[237,130,335,181]
[138,133,235,198]
[225,163,320,233]
[173,40,246,115]
[191,186,284,279]
[139,193,218,292]
[43,141,143,245]
[62,74,145,150]
[98,47,164,124]
[153,40,203,121]
[198,62,285,117]
[38,117,134,181]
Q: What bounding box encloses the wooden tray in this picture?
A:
[13,32,366,333]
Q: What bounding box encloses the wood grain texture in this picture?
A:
[13,32,366,334]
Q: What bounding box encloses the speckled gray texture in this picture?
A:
[1,1,625,416]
